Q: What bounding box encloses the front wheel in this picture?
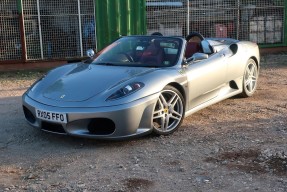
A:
[152,86,185,135]
[241,59,259,97]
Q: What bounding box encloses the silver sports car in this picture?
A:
[22,32,260,139]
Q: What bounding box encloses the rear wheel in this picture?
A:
[241,59,258,97]
[152,86,185,135]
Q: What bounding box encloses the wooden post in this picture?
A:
[17,0,27,62]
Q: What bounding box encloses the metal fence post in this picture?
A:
[237,0,240,40]
[186,0,190,36]
[285,0,287,45]
[94,0,98,52]
[36,0,44,59]
[78,0,83,57]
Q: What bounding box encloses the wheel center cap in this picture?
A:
[164,108,169,114]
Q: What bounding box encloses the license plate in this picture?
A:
[36,109,67,123]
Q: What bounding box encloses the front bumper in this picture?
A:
[22,93,159,139]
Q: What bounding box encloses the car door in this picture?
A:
[185,52,227,109]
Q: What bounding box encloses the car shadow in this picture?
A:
[0,95,154,153]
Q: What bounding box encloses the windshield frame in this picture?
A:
[87,36,183,68]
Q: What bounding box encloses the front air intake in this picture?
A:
[88,118,115,135]
[42,121,66,134]
[23,106,36,124]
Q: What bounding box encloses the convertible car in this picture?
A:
[22,32,260,139]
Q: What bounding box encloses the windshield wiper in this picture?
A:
[95,63,116,66]
[94,62,160,68]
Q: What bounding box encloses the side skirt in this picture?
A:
[185,87,242,118]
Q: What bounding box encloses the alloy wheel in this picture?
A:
[153,87,184,135]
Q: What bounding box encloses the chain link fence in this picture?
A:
[0,0,285,62]
[146,1,186,36]
[22,0,95,60]
[146,0,285,44]
[0,1,22,61]
[244,1,285,44]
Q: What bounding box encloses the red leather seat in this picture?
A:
[184,42,200,58]
[140,40,164,65]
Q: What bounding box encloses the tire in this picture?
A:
[152,86,185,135]
[241,59,259,97]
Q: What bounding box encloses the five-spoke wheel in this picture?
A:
[241,59,258,97]
[152,86,185,135]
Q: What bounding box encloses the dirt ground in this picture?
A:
[0,54,286,192]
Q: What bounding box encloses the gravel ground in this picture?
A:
[0,54,286,192]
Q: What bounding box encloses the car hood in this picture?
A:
[42,64,155,102]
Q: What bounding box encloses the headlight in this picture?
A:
[107,82,145,100]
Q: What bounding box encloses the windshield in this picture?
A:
[91,36,182,67]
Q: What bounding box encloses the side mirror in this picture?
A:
[183,53,209,66]
[192,52,208,61]
[86,49,95,57]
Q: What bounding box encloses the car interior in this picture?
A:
[135,38,181,66]
[184,32,239,61]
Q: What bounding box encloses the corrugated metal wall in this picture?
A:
[95,0,146,50]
